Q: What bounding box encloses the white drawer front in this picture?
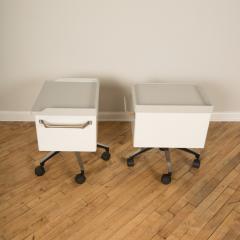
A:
[35,115,97,152]
[133,112,211,148]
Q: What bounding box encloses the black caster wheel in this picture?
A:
[75,173,86,184]
[127,157,135,167]
[192,158,201,168]
[161,173,172,185]
[101,151,111,161]
[35,165,45,176]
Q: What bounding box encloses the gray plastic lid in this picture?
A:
[133,83,213,113]
[134,84,207,106]
[32,80,98,112]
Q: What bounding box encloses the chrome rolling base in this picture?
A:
[127,148,200,185]
[34,143,111,184]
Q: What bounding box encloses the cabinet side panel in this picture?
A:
[133,112,211,148]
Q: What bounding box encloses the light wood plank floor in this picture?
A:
[0,122,240,240]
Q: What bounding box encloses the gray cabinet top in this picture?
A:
[133,83,213,113]
[32,78,99,112]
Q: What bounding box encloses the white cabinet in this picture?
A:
[132,83,213,148]
[32,78,99,152]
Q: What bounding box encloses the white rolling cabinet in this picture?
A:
[132,83,213,148]
[128,83,213,184]
[32,79,99,152]
[32,78,110,184]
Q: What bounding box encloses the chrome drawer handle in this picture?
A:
[39,120,92,129]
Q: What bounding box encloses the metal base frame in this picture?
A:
[35,143,110,184]
[127,147,201,184]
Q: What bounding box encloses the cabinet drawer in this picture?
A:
[35,114,97,152]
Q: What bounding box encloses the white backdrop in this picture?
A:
[1,0,240,119]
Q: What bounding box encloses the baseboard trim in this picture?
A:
[0,111,131,122]
[210,112,240,122]
[98,112,132,121]
[0,111,240,122]
[0,111,34,121]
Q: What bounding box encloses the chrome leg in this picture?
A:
[74,152,86,184]
[159,148,172,184]
[164,148,172,174]
[177,148,200,159]
[177,148,201,168]
[39,151,60,166]
[75,152,84,172]
[127,148,152,167]
[127,148,152,159]
[97,143,109,151]
[97,143,111,161]
[35,151,60,177]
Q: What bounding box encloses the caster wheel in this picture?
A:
[192,158,201,168]
[75,173,86,184]
[127,157,135,167]
[35,165,45,176]
[161,174,172,185]
[101,151,111,161]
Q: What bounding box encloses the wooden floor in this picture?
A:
[0,122,240,240]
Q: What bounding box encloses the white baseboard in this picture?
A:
[0,111,34,121]
[0,111,240,122]
[211,112,240,122]
[98,112,131,121]
[0,111,131,122]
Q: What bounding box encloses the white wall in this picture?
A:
[1,0,240,118]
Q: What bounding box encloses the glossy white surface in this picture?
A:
[33,78,99,152]
[132,83,213,148]
[35,114,97,152]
